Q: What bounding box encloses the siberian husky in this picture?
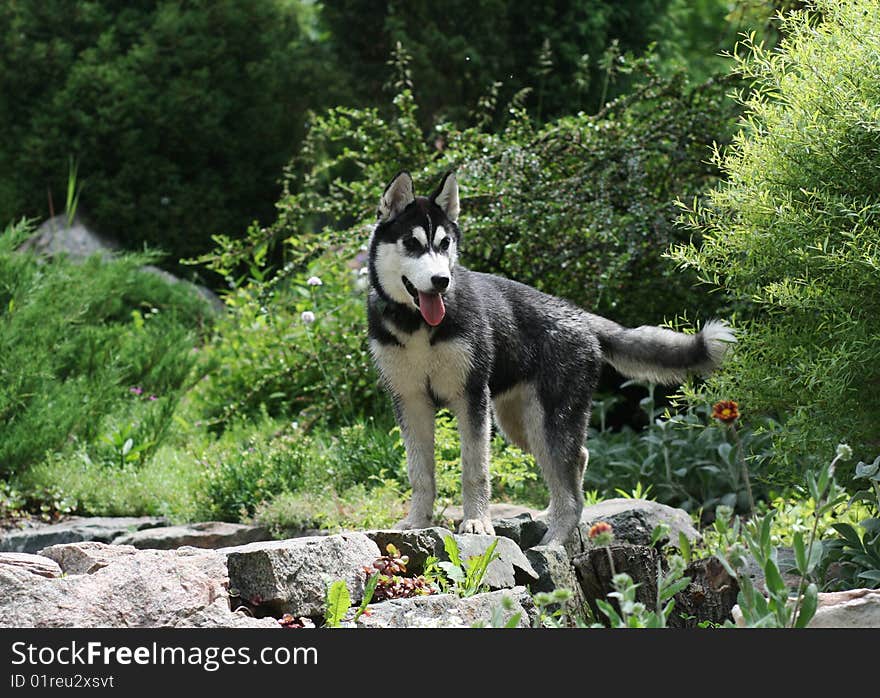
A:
[367,171,734,545]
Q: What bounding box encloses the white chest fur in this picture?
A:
[370,329,473,402]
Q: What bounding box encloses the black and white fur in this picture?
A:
[367,171,735,545]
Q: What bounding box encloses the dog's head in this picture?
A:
[368,171,460,326]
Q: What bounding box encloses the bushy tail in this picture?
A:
[587,316,736,385]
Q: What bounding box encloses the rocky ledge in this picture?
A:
[1,500,876,628]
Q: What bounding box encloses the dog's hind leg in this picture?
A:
[393,394,436,530]
[524,396,589,546]
[453,386,494,536]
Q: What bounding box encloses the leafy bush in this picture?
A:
[190,253,383,429]
[240,62,737,329]
[322,0,693,123]
[670,0,880,474]
[0,220,211,477]
[0,1,342,265]
[585,387,776,515]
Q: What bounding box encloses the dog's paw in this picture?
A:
[394,516,433,531]
[458,518,495,536]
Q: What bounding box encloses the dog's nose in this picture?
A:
[431,275,450,292]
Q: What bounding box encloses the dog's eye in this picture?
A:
[438,237,450,252]
[403,237,422,252]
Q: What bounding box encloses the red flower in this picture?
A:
[712,400,740,424]
[588,521,614,545]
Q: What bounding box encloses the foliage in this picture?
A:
[323,580,351,629]
[586,386,777,515]
[252,480,408,535]
[426,536,500,598]
[190,257,384,429]
[425,411,543,511]
[361,544,436,602]
[716,511,817,627]
[0,220,211,477]
[322,0,694,124]
[0,0,344,266]
[821,455,880,590]
[670,0,880,474]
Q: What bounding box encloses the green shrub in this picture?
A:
[585,387,777,515]
[191,253,384,428]
[0,1,342,265]
[252,480,408,535]
[0,220,211,477]
[670,0,880,476]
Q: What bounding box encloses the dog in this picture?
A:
[366,171,734,545]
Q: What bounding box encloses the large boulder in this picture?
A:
[0,542,276,628]
[20,215,116,260]
[224,533,380,617]
[113,522,271,550]
[572,498,700,555]
[0,517,167,554]
[355,588,537,628]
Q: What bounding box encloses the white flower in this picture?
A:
[306,276,323,287]
[836,443,853,461]
[300,310,316,324]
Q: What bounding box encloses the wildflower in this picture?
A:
[588,521,614,546]
[711,400,740,424]
[129,386,143,396]
[306,276,323,287]
[835,443,852,462]
[148,395,158,401]
[301,310,316,324]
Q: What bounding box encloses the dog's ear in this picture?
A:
[377,171,415,222]
[430,171,459,223]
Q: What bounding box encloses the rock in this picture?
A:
[0,517,168,554]
[525,544,589,623]
[0,542,269,627]
[355,588,537,628]
[224,533,380,617]
[113,522,271,550]
[174,598,278,629]
[41,541,138,575]
[0,552,62,579]
[19,216,222,313]
[573,498,700,554]
[808,589,880,628]
[493,514,548,550]
[442,503,541,528]
[732,588,880,628]
[454,534,539,589]
[365,528,451,573]
[20,215,116,260]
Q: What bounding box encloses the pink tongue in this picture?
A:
[418,291,446,326]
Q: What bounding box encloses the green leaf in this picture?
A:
[794,583,818,628]
[832,523,863,550]
[763,559,785,595]
[856,570,880,584]
[353,573,379,622]
[854,458,880,480]
[678,532,692,565]
[660,576,691,602]
[437,561,465,583]
[504,613,522,628]
[324,580,351,628]
[443,535,461,568]
[760,514,773,553]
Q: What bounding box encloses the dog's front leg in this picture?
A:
[454,387,494,536]
[394,394,436,530]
